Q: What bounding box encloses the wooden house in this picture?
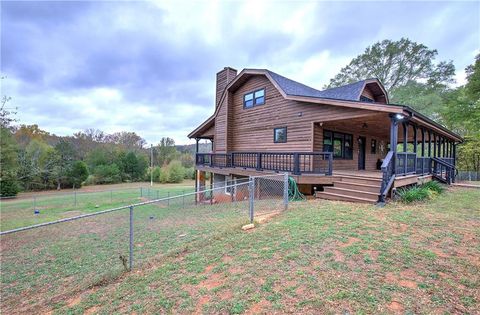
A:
[188,67,462,203]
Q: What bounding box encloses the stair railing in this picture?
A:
[378,151,395,203]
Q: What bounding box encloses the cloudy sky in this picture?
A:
[2,1,479,145]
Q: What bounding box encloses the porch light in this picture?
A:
[395,114,405,121]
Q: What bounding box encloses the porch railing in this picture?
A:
[432,157,456,184]
[395,152,417,175]
[415,157,431,175]
[196,152,333,176]
[379,151,395,203]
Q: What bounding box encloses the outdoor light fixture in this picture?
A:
[395,113,405,121]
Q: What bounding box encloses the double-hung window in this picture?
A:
[243,88,265,108]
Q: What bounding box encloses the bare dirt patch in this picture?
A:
[245,299,271,315]
[198,273,225,290]
[333,249,345,262]
[194,296,210,315]
[387,300,404,313]
[339,237,360,247]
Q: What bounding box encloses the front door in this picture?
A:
[358,136,366,170]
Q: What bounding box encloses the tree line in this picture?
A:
[0,118,198,196]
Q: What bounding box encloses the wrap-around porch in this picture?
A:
[194,112,459,203]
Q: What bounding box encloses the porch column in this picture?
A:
[437,136,442,157]
[402,122,408,152]
[433,134,437,157]
[428,131,432,157]
[450,141,454,158]
[442,138,446,157]
[413,125,418,154]
[421,128,425,157]
[388,115,399,177]
[195,138,200,154]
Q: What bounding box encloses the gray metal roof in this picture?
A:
[266,70,367,102]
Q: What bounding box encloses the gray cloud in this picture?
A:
[1,0,478,145]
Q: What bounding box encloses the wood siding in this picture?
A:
[216,75,383,153]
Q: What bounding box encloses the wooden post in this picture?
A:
[402,122,408,152]
[433,134,437,157]
[428,130,432,157]
[413,125,417,154]
[389,115,399,175]
[421,128,425,157]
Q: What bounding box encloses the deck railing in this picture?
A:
[432,158,456,184]
[379,151,395,203]
[395,152,417,175]
[196,152,333,176]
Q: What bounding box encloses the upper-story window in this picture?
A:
[244,88,265,108]
[360,95,374,103]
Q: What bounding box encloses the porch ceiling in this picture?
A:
[321,113,391,139]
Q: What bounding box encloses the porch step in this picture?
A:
[315,191,378,203]
[336,175,382,186]
[334,181,381,193]
[323,187,379,200]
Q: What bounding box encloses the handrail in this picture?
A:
[378,151,395,203]
[431,157,456,184]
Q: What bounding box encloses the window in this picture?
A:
[323,130,353,159]
[371,139,377,154]
[243,88,265,108]
[274,127,287,143]
[360,95,374,103]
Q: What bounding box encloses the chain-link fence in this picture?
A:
[456,171,480,181]
[0,174,288,314]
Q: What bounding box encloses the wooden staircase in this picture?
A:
[315,175,382,204]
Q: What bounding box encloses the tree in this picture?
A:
[93,164,121,184]
[327,38,455,92]
[104,131,146,151]
[166,160,185,183]
[14,124,50,148]
[156,137,179,166]
[0,127,19,196]
[0,78,17,130]
[69,161,89,188]
[53,139,76,189]
[465,54,480,101]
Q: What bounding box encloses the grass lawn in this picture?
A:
[0,181,194,231]
[1,187,479,314]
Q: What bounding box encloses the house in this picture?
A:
[188,67,462,204]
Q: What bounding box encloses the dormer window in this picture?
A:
[244,88,265,108]
[360,95,374,103]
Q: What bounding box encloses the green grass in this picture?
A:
[0,182,194,231]
[1,187,479,314]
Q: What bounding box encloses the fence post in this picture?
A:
[167,192,170,206]
[74,190,77,207]
[110,190,113,203]
[183,190,185,208]
[284,172,289,211]
[33,196,36,211]
[129,205,134,271]
[140,187,143,197]
[249,177,254,223]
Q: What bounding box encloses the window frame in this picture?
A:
[243,88,266,109]
[323,129,353,160]
[273,127,287,143]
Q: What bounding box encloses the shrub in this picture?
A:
[69,160,89,188]
[167,160,185,183]
[152,166,162,182]
[0,177,19,197]
[397,181,445,203]
[159,168,169,183]
[422,181,445,194]
[93,164,122,184]
[184,167,195,180]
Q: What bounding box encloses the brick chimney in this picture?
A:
[215,67,237,108]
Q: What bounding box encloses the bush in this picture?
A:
[93,164,122,184]
[159,168,169,183]
[0,177,19,197]
[397,181,444,203]
[166,160,185,183]
[152,166,162,182]
[69,160,89,188]
[184,167,195,180]
[421,181,445,194]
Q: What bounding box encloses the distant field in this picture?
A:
[0,181,194,231]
